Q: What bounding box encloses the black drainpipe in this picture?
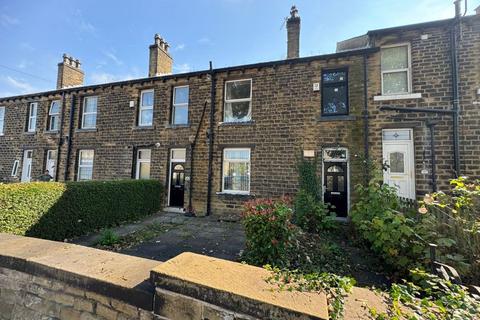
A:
[426,120,438,192]
[186,100,209,216]
[55,92,66,181]
[206,61,216,216]
[362,53,370,183]
[450,0,464,177]
[64,94,75,181]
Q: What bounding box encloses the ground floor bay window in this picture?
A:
[222,148,250,194]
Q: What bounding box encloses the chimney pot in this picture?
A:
[164,42,169,52]
[154,34,161,45]
[476,5,480,15]
[286,5,301,59]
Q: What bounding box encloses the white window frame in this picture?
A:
[0,106,5,135]
[46,149,57,179]
[81,96,98,129]
[135,148,151,179]
[172,85,189,125]
[48,101,61,131]
[139,89,154,126]
[222,148,251,194]
[27,102,38,132]
[11,160,19,176]
[77,149,94,181]
[223,79,252,123]
[380,43,412,96]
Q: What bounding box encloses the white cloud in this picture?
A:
[103,51,123,66]
[0,14,19,27]
[89,72,139,84]
[73,9,96,35]
[197,37,212,45]
[17,60,31,69]
[173,63,191,73]
[2,76,36,94]
[20,42,35,51]
[174,43,186,51]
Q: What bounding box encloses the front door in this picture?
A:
[323,162,348,217]
[169,163,185,207]
[21,150,33,182]
[382,129,415,199]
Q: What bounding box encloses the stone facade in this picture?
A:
[0,13,479,218]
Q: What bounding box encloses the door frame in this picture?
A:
[167,148,186,207]
[382,128,416,199]
[21,149,33,182]
[321,147,350,218]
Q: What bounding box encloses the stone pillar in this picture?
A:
[56,54,84,89]
[149,34,173,77]
[286,5,300,59]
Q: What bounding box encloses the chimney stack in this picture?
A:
[56,54,84,89]
[286,5,300,59]
[454,0,462,17]
[476,5,480,15]
[148,34,173,77]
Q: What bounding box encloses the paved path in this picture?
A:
[72,212,246,262]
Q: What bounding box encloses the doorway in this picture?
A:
[322,148,349,218]
[382,129,415,199]
[168,148,186,208]
[21,150,33,182]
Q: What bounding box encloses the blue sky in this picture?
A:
[0,0,476,97]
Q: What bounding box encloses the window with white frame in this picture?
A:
[381,44,411,95]
[46,149,57,179]
[224,79,252,122]
[172,86,189,125]
[77,150,94,181]
[81,96,97,129]
[27,102,37,132]
[222,148,250,193]
[11,160,19,176]
[139,89,154,126]
[136,149,151,179]
[48,101,60,131]
[0,107,5,135]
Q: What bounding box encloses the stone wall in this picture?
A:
[0,233,330,320]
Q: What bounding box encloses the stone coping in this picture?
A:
[151,252,329,320]
[0,233,160,310]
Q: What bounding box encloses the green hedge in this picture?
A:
[0,180,163,240]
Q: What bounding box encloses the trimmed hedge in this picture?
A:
[0,180,163,240]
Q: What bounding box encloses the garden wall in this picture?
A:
[0,233,330,320]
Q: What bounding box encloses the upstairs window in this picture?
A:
[0,107,4,135]
[77,149,94,181]
[81,96,97,129]
[381,44,411,95]
[224,79,252,123]
[48,101,60,131]
[139,89,154,126]
[172,86,189,125]
[136,149,151,179]
[322,69,348,116]
[222,148,250,194]
[27,102,37,132]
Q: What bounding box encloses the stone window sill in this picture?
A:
[216,192,254,197]
[45,130,59,135]
[133,125,155,130]
[23,131,36,135]
[373,93,422,101]
[165,124,190,129]
[318,115,357,122]
[75,128,97,133]
[218,120,255,126]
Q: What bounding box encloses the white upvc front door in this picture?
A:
[382,129,415,199]
[21,150,33,182]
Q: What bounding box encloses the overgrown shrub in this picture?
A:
[350,181,429,272]
[0,180,163,240]
[98,229,120,246]
[242,197,297,267]
[294,189,336,233]
[297,158,321,200]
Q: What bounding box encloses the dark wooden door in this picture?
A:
[169,163,185,207]
[323,162,348,217]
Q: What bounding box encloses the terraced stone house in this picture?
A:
[0,4,479,218]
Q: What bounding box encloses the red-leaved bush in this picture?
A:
[242,196,297,266]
